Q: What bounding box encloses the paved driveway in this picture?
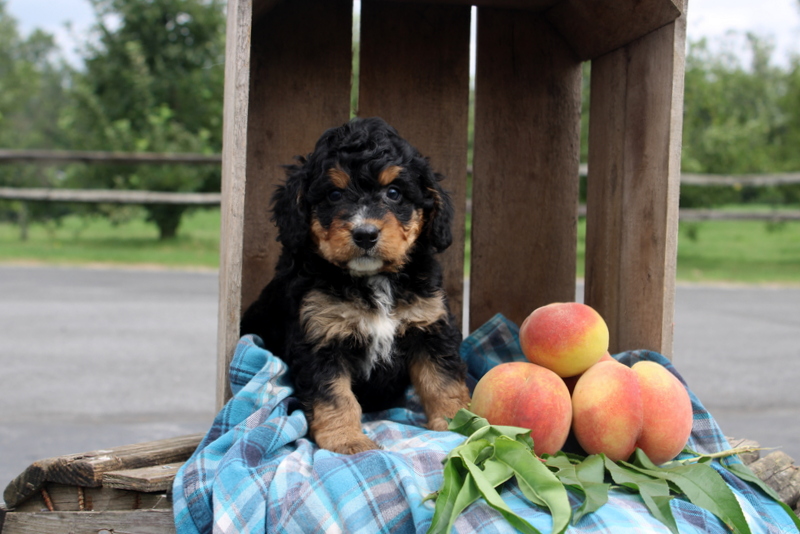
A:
[0,265,798,492]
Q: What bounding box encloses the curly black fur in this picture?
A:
[240,117,469,454]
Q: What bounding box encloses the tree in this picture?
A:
[0,0,74,230]
[64,0,225,239]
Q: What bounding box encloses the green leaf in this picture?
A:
[625,450,752,534]
[427,457,468,534]
[494,436,572,534]
[723,461,800,532]
[545,453,580,487]
[447,409,491,437]
[603,455,680,534]
[462,456,545,534]
[572,455,611,523]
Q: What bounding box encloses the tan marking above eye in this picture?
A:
[327,167,351,189]
[379,165,403,186]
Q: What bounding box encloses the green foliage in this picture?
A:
[62,0,225,239]
[427,410,799,534]
[0,1,74,225]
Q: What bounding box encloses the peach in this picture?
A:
[571,361,643,461]
[632,361,694,464]
[519,302,610,378]
[470,361,572,456]
[562,352,616,394]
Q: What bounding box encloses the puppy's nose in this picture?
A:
[352,224,380,250]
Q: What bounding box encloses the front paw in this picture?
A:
[318,432,380,454]
[426,417,451,432]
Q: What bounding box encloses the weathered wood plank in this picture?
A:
[0,149,220,165]
[217,0,352,406]
[216,0,256,408]
[469,8,582,331]
[359,1,471,329]
[103,463,183,493]
[3,459,56,510]
[377,0,559,9]
[583,1,687,357]
[44,434,201,488]
[0,187,220,205]
[546,0,681,60]
[11,483,170,513]
[1,510,175,534]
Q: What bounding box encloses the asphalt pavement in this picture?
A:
[0,265,798,495]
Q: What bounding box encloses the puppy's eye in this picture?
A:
[327,190,343,202]
[386,187,402,202]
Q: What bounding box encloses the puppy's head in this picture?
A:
[272,117,453,276]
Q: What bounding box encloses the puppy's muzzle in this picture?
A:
[352,224,380,250]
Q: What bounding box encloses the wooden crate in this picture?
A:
[1,0,687,530]
[217,0,687,407]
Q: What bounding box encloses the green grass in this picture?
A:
[2,208,799,285]
[0,208,220,269]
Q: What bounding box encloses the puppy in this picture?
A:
[240,117,471,454]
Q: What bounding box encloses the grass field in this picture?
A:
[2,208,799,284]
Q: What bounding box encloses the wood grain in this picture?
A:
[545,0,681,60]
[102,463,183,493]
[469,8,582,331]
[359,1,471,329]
[583,0,687,358]
[218,0,353,406]
[1,510,175,534]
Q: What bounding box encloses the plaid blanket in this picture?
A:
[173,314,799,534]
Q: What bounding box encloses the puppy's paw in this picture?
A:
[320,433,380,455]
[426,417,451,432]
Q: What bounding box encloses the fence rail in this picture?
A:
[1,151,800,222]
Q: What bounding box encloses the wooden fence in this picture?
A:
[1,150,800,223]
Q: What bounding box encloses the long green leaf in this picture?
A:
[723,461,800,532]
[573,455,610,523]
[625,450,752,534]
[494,436,572,534]
[427,457,467,534]
[462,456,544,534]
[603,455,680,534]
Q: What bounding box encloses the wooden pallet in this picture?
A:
[1,434,201,534]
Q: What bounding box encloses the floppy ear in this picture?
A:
[271,160,310,252]
[422,167,454,253]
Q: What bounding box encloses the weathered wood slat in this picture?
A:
[215,0,255,409]
[1,510,175,534]
[378,0,559,9]
[45,434,202,488]
[0,187,220,205]
[3,434,201,509]
[583,1,687,358]
[545,0,681,60]
[11,483,171,513]
[103,463,183,493]
[216,0,353,407]
[359,1,471,329]
[0,149,220,165]
[3,460,57,511]
[469,7,582,331]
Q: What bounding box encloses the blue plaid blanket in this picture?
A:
[173,314,799,534]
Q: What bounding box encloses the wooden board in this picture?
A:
[11,483,170,513]
[3,434,201,509]
[469,8,582,331]
[217,0,353,406]
[1,510,175,534]
[583,1,687,357]
[103,463,183,493]
[358,1,471,328]
[545,0,681,60]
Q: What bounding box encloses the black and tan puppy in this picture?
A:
[240,117,471,454]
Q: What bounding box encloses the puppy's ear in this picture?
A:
[271,160,310,252]
[421,166,454,253]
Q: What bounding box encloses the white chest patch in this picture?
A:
[361,276,398,378]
